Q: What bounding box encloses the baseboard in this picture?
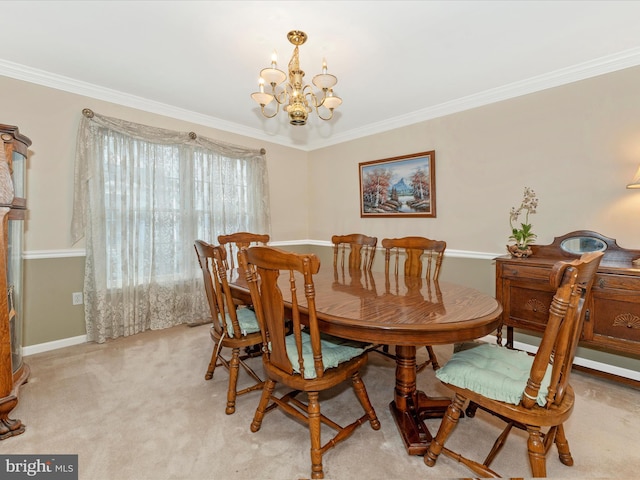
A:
[23,334,87,356]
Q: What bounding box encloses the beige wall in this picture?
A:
[308,66,640,253]
[3,65,640,376]
[0,74,308,348]
[23,257,85,345]
[0,75,309,251]
[8,65,640,263]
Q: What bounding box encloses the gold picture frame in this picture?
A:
[359,151,436,218]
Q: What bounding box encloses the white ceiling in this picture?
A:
[2,1,640,151]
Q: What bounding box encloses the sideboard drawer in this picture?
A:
[594,273,640,292]
[500,264,549,282]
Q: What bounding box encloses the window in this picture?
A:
[72,112,270,342]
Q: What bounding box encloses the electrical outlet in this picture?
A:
[72,292,83,305]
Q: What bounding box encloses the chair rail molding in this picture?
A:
[274,240,500,261]
[24,249,86,259]
[26,243,501,261]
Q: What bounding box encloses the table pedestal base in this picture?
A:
[390,392,451,455]
[391,345,452,455]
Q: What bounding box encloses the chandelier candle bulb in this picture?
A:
[322,58,327,74]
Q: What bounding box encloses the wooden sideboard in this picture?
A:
[496,231,640,385]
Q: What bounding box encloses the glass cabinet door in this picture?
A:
[7,219,23,376]
[10,146,24,199]
[8,145,25,377]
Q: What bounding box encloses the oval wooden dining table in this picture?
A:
[229,265,502,456]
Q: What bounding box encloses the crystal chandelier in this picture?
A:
[251,30,342,126]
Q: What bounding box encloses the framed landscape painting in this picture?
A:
[359,151,436,218]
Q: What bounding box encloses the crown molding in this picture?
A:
[0,59,296,148]
[3,46,640,152]
[304,46,640,150]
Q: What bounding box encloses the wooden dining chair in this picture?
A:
[424,251,603,478]
[218,232,270,324]
[331,233,377,271]
[378,236,446,371]
[238,246,381,480]
[218,231,270,270]
[194,240,264,414]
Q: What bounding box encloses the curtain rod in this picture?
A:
[81,108,266,155]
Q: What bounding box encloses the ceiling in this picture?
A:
[2,1,640,151]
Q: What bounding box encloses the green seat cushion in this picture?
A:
[223,307,260,337]
[285,331,365,379]
[435,343,551,407]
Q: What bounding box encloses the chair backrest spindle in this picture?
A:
[218,232,270,270]
[382,236,446,280]
[194,240,242,338]
[332,233,377,271]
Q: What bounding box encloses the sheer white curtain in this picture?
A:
[71,111,271,343]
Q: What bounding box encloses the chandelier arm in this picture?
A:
[260,103,281,119]
[302,89,335,121]
[302,86,323,108]
[270,86,289,106]
[305,87,336,111]
[314,105,335,121]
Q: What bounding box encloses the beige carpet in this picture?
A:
[4,324,640,480]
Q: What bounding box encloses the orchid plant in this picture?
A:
[509,187,538,250]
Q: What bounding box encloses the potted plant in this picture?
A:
[507,187,538,258]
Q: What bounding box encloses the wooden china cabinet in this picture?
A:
[0,124,30,439]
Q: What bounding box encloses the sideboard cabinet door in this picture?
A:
[589,273,640,355]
